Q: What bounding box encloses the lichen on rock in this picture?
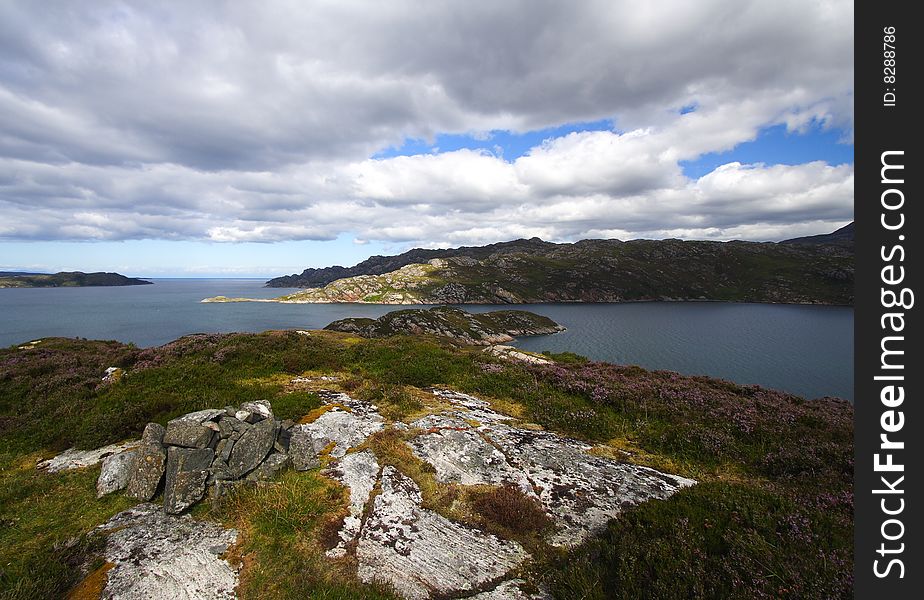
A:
[355,466,529,600]
[94,503,238,600]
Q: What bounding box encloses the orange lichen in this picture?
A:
[298,403,352,424]
[66,561,114,600]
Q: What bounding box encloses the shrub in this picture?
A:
[468,484,553,538]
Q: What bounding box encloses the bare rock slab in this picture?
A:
[324,450,380,557]
[164,447,214,514]
[476,423,695,546]
[97,448,138,498]
[96,503,238,600]
[356,466,528,600]
[303,392,384,458]
[37,440,139,474]
[469,579,551,600]
[408,428,532,493]
[421,389,696,546]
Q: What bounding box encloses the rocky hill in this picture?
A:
[0,271,153,288]
[325,307,565,345]
[235,227,855,305]
[781,221,854,247]
[266,238,559,288]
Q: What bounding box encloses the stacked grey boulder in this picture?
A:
[101,400,319,514]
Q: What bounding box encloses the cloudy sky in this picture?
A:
[0,0,853,277]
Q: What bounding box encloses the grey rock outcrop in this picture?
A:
[415,389,696,546]
[288,426,320,471]
[120,399,316,513]
[226,416,276,479]
[164,447,214,514]
[312,387,695,599]
[96,448,138,498]
[95,503,238,599]
[408,427,532,492]
[126,423,167,501]
[324,450,381,558]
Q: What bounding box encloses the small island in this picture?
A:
[325,306,565,345]
[0,271,153,288]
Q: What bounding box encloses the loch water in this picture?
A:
[0,279,853,401]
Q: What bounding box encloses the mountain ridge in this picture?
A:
[252,225,854,305]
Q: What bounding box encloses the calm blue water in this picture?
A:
[0,279,853,401]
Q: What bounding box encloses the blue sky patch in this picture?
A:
[374,119,615,161]
[681,123,853,179]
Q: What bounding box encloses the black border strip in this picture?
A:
[855,1,920,596]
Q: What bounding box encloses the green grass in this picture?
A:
[204,469,399,600]
[0,453,134,599]
[546,481,852,599]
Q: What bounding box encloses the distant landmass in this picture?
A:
[236,224,853,305]
[781,222,854,247]
[0,271,153,288]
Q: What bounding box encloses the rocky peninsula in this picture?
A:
[205,226,853,306]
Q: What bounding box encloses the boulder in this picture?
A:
[226,417,276,479]
[217,417,236,439]
[96,448,138,498]
[288,425,320,471]
[163,421,215,449]
[246,453,292,481]
[235,399,272,424]
[126,423,167,501]
[164,447,214,514]
[141,422,167,444]
[274,427,292,453]
[171,409,225,424]
[241,400,273,419]
[217,436,235,463]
